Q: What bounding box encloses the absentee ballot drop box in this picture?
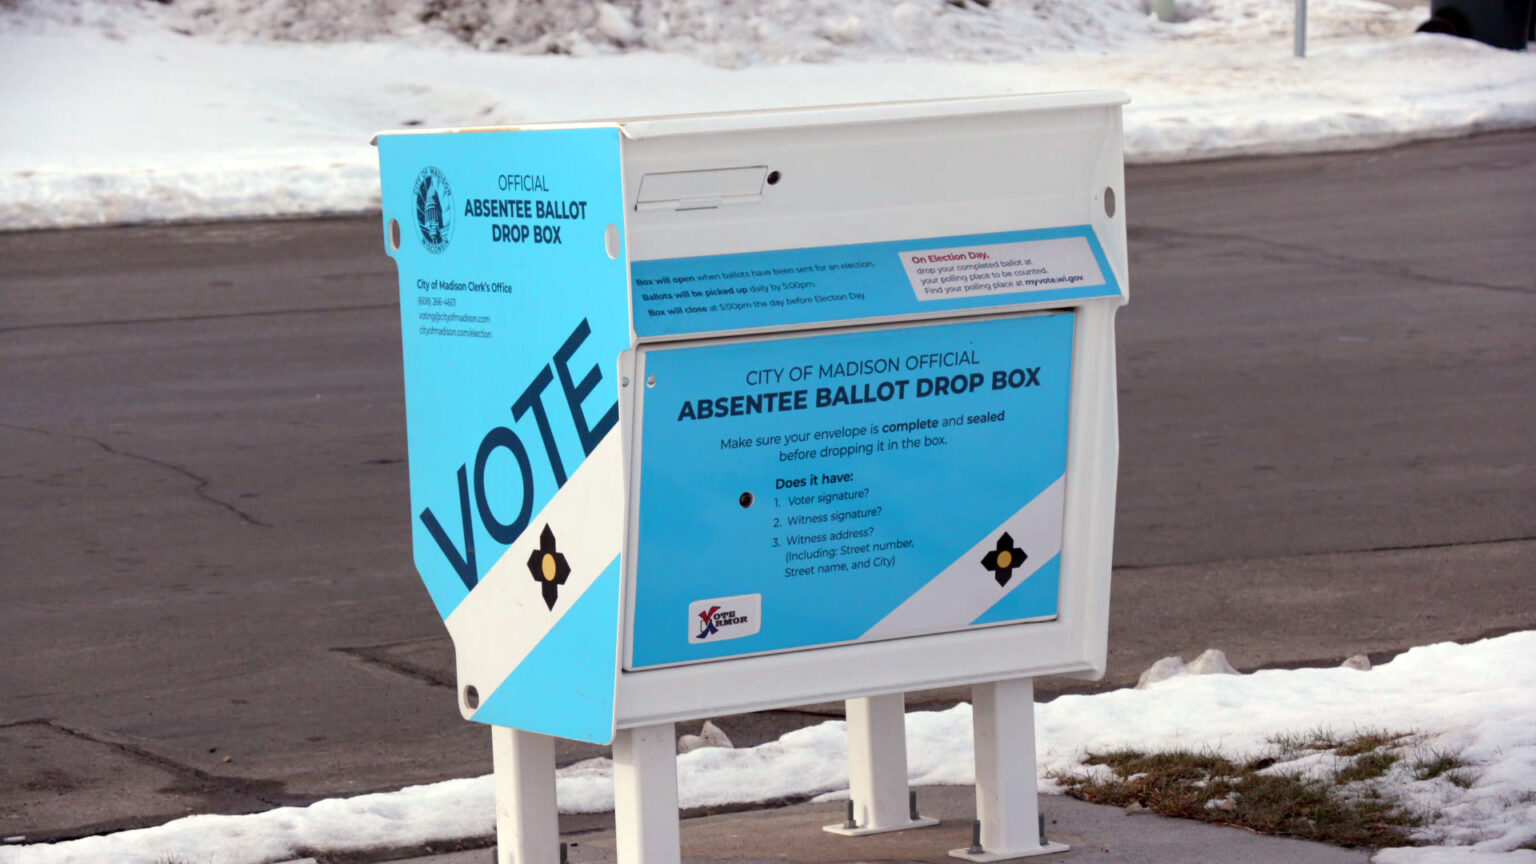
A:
[377,92,1128,863]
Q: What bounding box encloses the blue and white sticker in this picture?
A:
[900,236,1105,301]
[631,225,1117,337]
[689,594,762,644]
[378,127,628,743]
[629,312,1073,669]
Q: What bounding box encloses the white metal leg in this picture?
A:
[950,679,1068,861]
[491,726,560,864]
[824,693,939,836]
[613,722,680,864]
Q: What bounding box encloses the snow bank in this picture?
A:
[2,0,1535,229]
[1,0,1415,65]
[4,632,1532,864]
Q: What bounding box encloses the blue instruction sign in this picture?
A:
[629,312,1074,669]
[631,226,1118,337]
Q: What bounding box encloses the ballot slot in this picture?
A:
[635,166,768,211]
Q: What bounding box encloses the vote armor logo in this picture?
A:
[688,594,762,644]
[413,166,454,254]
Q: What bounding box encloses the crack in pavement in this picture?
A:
[0,302,398,337]
[1129,224,1535,297]
[1113,533,1536,572]
[0,423,272,527]
[334,644,455,690]
[1,718,286,809]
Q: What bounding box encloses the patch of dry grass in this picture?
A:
[1053,734,1429,849]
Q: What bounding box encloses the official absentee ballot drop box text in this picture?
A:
[377,92,1128,864]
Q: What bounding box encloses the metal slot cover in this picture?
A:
[635,166,767,211]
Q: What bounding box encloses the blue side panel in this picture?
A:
[970,553,1062,626]
[472,559,621,744]
[631,225,1118,337]
[376,128,628,621]
[631,313,1074,668]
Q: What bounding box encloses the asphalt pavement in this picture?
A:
[1,130,1533,850]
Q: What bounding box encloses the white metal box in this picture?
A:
[377,92,1128,744]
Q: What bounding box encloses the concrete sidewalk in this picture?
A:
[373,788,1371,864]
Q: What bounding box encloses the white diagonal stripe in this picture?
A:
[444,431,623,718]
[860,475,1065,642]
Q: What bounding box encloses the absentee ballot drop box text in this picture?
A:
[377,94,1127,768]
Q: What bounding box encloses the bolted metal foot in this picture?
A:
[824,794,938,837]
[949,814,1069,861]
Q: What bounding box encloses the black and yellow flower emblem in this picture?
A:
[980,531,1027,587]
[526,525,570,610]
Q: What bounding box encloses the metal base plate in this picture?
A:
[949,841,1070,861]
[822,816,941,836]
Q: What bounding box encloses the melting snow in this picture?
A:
[3,632,1532,864]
